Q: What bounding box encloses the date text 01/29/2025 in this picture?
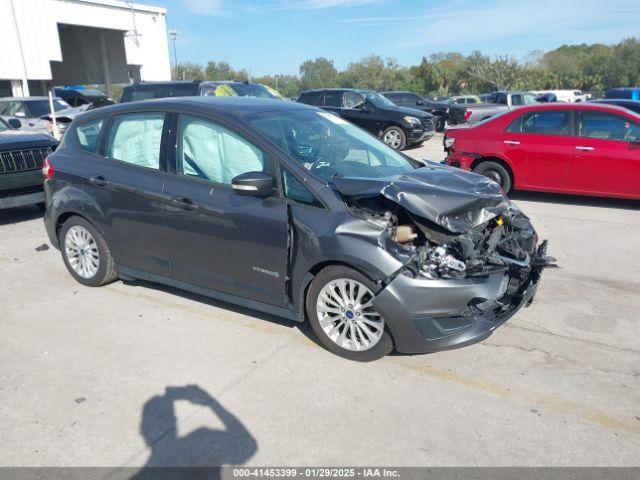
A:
[232,467,400,478]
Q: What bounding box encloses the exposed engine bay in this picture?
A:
[331,164,555,285]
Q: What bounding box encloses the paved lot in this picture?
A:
[1,136,639,467]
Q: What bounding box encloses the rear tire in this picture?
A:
[306,266,394,361]
[381,126,407,151]
[473,160,512,194]
[59,216,117,287]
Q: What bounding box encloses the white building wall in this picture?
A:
[0,0,171,83]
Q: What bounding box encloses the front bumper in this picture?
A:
[407,128,434,144]
[373,267,542,354]
[0,170,44,209]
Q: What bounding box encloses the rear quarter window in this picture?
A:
[75,119,104,153]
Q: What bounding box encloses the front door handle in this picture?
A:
[88,175,108,187]
[575,146,595,151]
[171,196,199,211]
[503,140,520,145]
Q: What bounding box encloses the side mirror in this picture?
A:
[231,171,274,197]
[8,118,22,129]
[14,111,26,118]
[416,100,424,106]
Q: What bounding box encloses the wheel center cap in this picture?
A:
[345,310,354,319]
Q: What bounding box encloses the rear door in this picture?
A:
[163,113,289,306]
[501,109,575,189]
[320,91,344,115]
[569,110,640,196]
[83,111,170,276]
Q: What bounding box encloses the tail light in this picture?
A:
[42,157,54,180]
[463,109,472,121]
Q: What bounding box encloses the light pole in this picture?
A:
[168,30,178,78]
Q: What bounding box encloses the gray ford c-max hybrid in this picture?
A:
[43,97,553,361]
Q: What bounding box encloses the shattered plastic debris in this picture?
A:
[35,244,50,252]
[330,164,509,234]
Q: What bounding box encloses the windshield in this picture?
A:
[248,109,416,181]
[363,91,396,108]
[200,83,281,99]
[27,99,70,117]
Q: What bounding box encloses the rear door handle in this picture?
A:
[88,175,108,187]
[171,196,199,211]
[503,140,520,145]
[575,146,595,151]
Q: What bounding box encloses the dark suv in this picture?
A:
[1,117,57,209]
[382,91,449,132]
[44,97,552,361]
[297,89,434,150]
[119,81,201,103]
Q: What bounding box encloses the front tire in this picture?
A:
[473,160,512,194]
[306,266,394,361]
[59,216,118,287]
[381,126,407,151]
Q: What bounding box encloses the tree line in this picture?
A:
[173,37,640,98]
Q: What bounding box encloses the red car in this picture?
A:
[443,103,640,199]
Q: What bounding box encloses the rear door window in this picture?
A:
[105,112,165,169]
[76,119,104,153]
[297,91,321,105]
[323,91,343,108]
[580,112,640,142]
[507,111,571,136]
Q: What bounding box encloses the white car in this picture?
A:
[0,96,85,135]
[531,90,592,102]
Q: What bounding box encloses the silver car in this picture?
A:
[0,96,81,135]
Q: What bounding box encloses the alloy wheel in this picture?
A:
[383,129,403,149]
[65,225,100,279]
[316,279,384,351]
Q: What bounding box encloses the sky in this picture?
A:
[148,0,640,77]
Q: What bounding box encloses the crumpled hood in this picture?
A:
[330,164,510,234]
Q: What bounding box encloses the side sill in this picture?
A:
[117,265,301,322]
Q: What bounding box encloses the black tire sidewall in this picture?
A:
[474,161,512,193]
[59,216,112,287]
[306,266,394,362]
[382,126,407,151]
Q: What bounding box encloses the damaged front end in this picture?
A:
[331,165,555,353]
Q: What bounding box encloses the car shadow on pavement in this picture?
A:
[130,385,257,480]
[0,205,43,226]
[509,191,640,210]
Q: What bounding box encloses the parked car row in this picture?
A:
[443,102,640,200]
[5,77,638,361]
